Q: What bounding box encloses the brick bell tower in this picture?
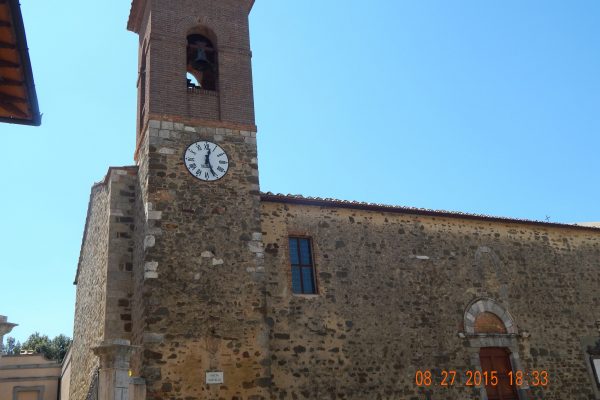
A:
[127,1,269,399]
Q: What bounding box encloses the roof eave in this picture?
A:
[6,0,40,126]
[260,193,600,233]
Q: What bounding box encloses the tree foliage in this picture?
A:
[2,336,20,355]
[2,333,71,363]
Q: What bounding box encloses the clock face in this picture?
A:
[184,141,229,181]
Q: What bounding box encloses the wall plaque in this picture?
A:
[205,371,224,384]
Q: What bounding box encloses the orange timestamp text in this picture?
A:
[415,369,549,387]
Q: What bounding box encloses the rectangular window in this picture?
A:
[288,237,317,294]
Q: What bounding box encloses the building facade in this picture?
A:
[0,316,62,400]
[0,354,62,400]
[67,1,600,399]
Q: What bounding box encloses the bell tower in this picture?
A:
[129,0,257,156]
[127,1,269,399]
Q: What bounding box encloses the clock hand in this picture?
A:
[204,147,217,176]
[204,146,212,167]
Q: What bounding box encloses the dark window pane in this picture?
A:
[301,267,315,294]
[289,238,299,265]
[299,238,311,265]
[291,266,302,293]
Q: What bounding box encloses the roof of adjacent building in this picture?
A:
[0,353,61,368]
[0,0,40,126]
[576,222,600,228]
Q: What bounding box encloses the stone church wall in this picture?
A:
[70,167,137,400]
[70,183,109,400]
[261,200,600,399]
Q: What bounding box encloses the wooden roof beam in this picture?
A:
[0,100,27,118]
[0,59,19,68]
[0,91,26,103]
[0,40,16,49]
[0,77,23,86]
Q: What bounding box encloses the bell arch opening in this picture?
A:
[186,33,218,91]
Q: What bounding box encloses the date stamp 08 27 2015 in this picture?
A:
[415,369,549,388]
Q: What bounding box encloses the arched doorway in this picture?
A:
[463,298,527,400]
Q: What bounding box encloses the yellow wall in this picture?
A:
[0,354,61,400]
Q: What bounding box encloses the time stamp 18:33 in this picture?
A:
[415,369,549,388]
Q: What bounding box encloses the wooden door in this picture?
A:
[479,347,519,400]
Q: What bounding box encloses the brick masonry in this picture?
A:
[130,0,256,153]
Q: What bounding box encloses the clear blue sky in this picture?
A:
[1,1,598,343]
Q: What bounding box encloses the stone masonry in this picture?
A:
[128,120,269,400]
[70,167,137,399]
[71,172,600,399]
[67,0,600,399]
[71,181,109,400]
[260,199,600,399]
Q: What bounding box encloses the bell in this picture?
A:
[192,48,212,72]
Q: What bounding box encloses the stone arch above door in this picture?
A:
[464,298,517,336]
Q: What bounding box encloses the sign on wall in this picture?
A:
[205,371,224,385]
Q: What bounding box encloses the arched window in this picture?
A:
[186,33,217,91]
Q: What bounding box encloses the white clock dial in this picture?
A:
[184,141,229,181]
